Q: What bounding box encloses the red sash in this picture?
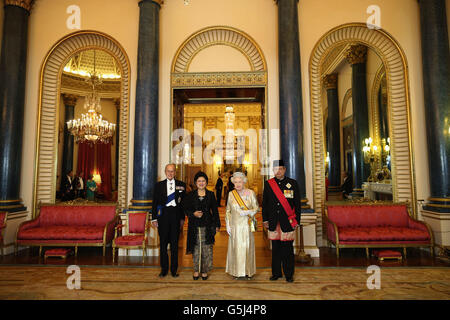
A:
[267,178,298,228]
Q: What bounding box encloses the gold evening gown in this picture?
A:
[225,189,259,277]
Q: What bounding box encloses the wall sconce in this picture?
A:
[93,173,102,185]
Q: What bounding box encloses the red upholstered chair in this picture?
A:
[0,212,7,256]
[112,211,150,263]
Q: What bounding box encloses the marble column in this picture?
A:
[130,0,162,210]
[419,0,450,212]
[0,1,34,212]
[324,74,341,194]
[345,44,370,198]
[61,94,77,185]
[276,0,311,210]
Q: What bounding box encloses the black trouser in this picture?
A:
[215,189,222,206]
[271,240,295,278]
[158,207,181,275]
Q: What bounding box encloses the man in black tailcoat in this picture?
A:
[151,164,186,278]
[262,160,301,283]
[215,174,223,207]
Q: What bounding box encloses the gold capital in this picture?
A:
[323,73,338,90]
[273,0,299,5]
[4,0,35,12]
[344,44,368,65]
[151,0,164,6]
[62,94,78,107]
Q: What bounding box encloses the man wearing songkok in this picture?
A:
[262,159,301,283]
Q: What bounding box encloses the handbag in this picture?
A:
[250,216,257,232]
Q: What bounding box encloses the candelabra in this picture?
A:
[362,137,379,182]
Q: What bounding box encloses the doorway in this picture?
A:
[172,87,266,204]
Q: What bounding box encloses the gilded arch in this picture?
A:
[309,23,417,239]
[34,30,131,214]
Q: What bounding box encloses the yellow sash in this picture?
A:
[231,190,256,232]
[231,190,249,210]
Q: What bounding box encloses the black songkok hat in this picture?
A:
[194,171,209,183]
[272,159,285,168]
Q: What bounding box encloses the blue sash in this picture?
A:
[156,192,176,217]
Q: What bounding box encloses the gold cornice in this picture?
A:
[323,74,337,90]
[172,71,267,88]
[4,0,34,12]
[344,44,368,65]
[62,94,78,107]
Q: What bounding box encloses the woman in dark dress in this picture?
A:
[184,171,221,280]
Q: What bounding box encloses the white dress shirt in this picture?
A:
[166,179,176,207]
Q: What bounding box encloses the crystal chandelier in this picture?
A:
[66,50,116,144]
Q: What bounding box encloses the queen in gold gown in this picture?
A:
[225,172,259,279]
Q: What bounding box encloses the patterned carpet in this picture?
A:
[0,265,448,300]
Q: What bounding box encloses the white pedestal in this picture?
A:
[421,209,450,247]
[1,211,29,255]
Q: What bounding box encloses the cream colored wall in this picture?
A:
[298,0,431,207]
[18,0,447,215]
[21,0,138,211]
[188,45,251,72]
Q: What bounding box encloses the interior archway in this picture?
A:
[34,30,131,215]
[309,23,417,241]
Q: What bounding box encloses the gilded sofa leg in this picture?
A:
[39,246,42,257]
[336,247,340,259]
[143,245,146,264]
[103,245,106,257]
[430,246,434,258]
[75,246,78,257]
[365,247,369,258]
[403,247,407,258]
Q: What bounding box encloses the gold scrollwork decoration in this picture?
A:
[171,71,267,88]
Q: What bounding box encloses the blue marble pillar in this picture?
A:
[419,0,450,212]
[130,0,161,210]
[0,3,33,212]
[61,94,77,187]
[324,74,341,192]
[345,44,370,197]
[277,0,311,210]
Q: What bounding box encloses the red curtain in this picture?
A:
[76,142,95,182]
[96,142,112,201]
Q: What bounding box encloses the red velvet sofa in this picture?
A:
[324,202,434,258]
[15,204,118,256]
